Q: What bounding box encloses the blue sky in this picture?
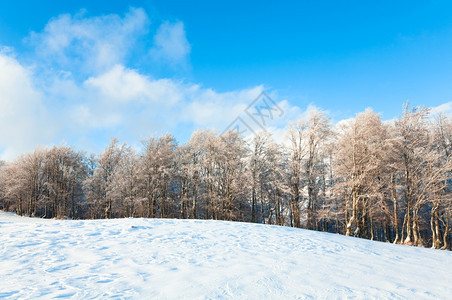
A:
[1,1,452,159]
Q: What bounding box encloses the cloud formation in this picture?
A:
[0,8,310,161]
[0,54,52,160]
[5,7,447,161]
[0,50,285,160]
[430,102,452,116]
[29,8,149,74]
[150,22,191,65]
[0,8,319,161]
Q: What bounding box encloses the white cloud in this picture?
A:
[0,54,53,160]
[0,51,322,161]
[183,86,264,126]
[84,65,183,104]
[0,9,316,160]
[78,66,269,138]
[150,21,191,65]
[0,51,353,161]
[430,102,452,116]
[29,7,149,74]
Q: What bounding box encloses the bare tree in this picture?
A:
[42,146,87,219]
[215,131,248,221]
[0,160,5,210]
[84,138,125,219]
[334,109,387,238]
[1,104,450,249]
[304,110,332,230]
[111,146,141,218]
[392,104,432,245]
[287,120,308,228]
[140,134,177,218]
[176,130,213,219]
[429,114,452,249]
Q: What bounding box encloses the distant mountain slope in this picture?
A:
[0,211,451,299]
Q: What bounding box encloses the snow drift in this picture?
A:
[0,211,451,299]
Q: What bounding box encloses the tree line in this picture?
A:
[0,104,451,249]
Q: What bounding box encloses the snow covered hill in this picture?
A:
[1,211,451,299]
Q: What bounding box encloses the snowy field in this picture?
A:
[0,211,451,299]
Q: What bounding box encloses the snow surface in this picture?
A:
[0,211,451,299]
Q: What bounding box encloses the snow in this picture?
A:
[0,211,451,299]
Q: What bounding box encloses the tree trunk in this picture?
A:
[430,203,441,249]
[391,173,399,244]
[440,216,449,250]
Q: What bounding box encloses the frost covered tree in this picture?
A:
[110,146,141,218]
[0,160,5,210]
[304,110,332,230]
[285,110,332,228]
[249,132,269,223]
[139,134,177,218]
[42,146,87,219]
[334,109,388,238]
[287,120,307,228]
[3,149,46,216]
[2,150,43,216]
[0,146,86,218]
[249,131,288,224]
[84,138,125,219]
[430,114,452,249]
[392,105,430,244]
[0,104,451,249]
[176,130,215,219]
[390,105,451,246]
[214,131,248,221]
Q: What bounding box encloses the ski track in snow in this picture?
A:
[0,211,451,299]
